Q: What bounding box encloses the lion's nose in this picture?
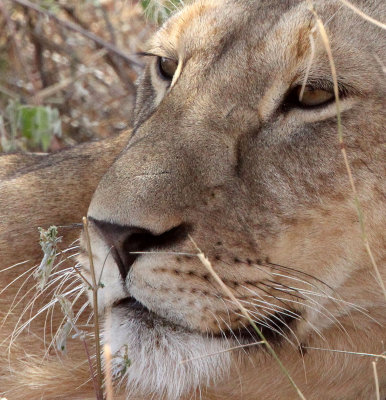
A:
[89,217,189,281]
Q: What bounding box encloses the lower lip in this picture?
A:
[112,297,298,345]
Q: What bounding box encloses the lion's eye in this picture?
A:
[297,86,335,107]
[284,85,336,110]
[157,57,178,81]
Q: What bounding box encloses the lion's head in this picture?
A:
[77,0,385,399]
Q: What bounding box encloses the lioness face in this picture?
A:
[78,0,385,398]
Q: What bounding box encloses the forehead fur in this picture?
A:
[148,0,384,91]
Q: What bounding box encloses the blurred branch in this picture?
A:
[27,10,50,88]
[9,0,144,69]
[35,49,108,101]
[28,29,80,61]
[0,0,40,101]
[62,5,136,92]
[0,83,18,99]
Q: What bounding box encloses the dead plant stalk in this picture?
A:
[372,361,380,400]
[83,216,103,400]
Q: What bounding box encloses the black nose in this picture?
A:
[88,217,189,281]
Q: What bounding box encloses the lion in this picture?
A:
[1,0,385,399]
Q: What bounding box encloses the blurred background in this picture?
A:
[0,0,177,153]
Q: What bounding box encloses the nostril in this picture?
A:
[88,217,189,281]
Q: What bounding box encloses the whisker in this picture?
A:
[2,267,71,328]
[43,273,82,350]
[265,261,336,292]
[272,286,350,336]
[1,266,38,327]
[0,264,37,296]
[45,286,87,359]
[259,268,353,321]
[7,284,84,352]
[98,245,113,286]
[247,281,303,313]
[0,259,30,273]
[180,341,264,364]
[241,285,326,340]
[260,281,306,302]
[238,294,300,322]
[235,306,298,349]
[129,250,196,257]
[304,346,386,359]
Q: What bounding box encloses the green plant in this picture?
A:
[4,100,62,152]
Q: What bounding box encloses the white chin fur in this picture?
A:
[104,306,232,400]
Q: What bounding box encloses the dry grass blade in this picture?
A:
[372,361,380,400]
[82,216,103,400]
[307,1,386,301]
[338,0,386,30]
[104,343,114,400]
[189,236,307,400]
[299,32,316,101]
[104,310,114,400]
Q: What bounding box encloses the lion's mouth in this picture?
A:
[90,219,299,347]
[113,296,299,345]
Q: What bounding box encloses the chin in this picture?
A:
[105,299,232,400]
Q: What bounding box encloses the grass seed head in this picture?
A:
[34,226,62,290]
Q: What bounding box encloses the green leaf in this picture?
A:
[8,102,62,151]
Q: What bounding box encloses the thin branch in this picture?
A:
[9,0,143,69]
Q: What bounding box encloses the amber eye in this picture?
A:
[297,85,335,107]
[291,85,335,108]
[157,57,178,81]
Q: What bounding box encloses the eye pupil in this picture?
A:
[157,57,178,80]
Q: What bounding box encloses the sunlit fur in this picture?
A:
[1,1,385,399]
[108,307,231,400]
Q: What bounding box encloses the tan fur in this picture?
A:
[1,1,385,399]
